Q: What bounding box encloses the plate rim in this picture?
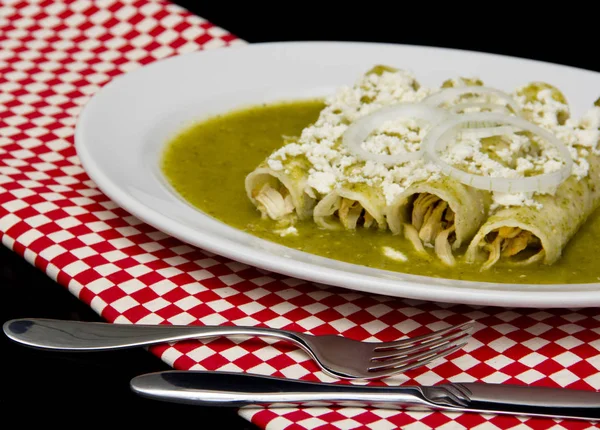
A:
[75,40,600,308]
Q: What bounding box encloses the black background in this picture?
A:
[2,1,599,427]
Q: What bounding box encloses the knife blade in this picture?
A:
[129,370,600,421]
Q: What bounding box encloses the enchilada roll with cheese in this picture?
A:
[385,177,491,265]
[465,90,600,270]
[246,64,427,224]
[245,151,315,223]
[466,150,600,269]
[313,181,387,230]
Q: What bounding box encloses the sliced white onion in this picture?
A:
[422,112,573,193]
[459,125,520,139]
[450,102,512,114]
[424,87,521,115]
[342,103,450,165]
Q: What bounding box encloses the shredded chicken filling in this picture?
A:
[254,182,295,221]
[480,226,544,270]
[404,193,457,265]
[335,198,377,230]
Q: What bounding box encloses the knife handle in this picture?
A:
[130,371,600,421]
[129,370,434,410]
[450,382,600,421]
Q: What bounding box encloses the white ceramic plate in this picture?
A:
[75,41,600,308]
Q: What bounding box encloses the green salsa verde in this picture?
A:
[161,100,600,284]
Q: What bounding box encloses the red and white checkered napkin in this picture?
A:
[1,1,599,429]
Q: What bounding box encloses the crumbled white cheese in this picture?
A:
[382,182,402,205]
[572,156,590,179]
[267,159,283,171]
[382,246,408,262]
[447,140,475,161]
[491,191,543,211]
[306,171,336,194]
[580,107,600,130]
[361,118,426,157]
[542,159,563,174]
[574,129,600,148]
[516,158,534,173]
[275,226,298,237]
[515,87,569,129]
[508,133,531,153]
[442,136,523,180]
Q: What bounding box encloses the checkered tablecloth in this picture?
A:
[1,1,600,429]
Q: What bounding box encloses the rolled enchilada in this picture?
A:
[466,89,600,269]
[313,181,388,230]
[385,177,491,265]
[245,147,314,223]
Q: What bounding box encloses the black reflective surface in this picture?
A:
[2,2,598,427]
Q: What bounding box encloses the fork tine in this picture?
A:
[370,326,472,361]
[373,320,474,352]
[366,342,468,378]
[367,335,469,373]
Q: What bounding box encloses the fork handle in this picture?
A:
[2,318,308,351]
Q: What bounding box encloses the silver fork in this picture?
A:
[3,318,474,380]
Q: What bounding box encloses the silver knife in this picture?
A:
[130,370,600,421]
